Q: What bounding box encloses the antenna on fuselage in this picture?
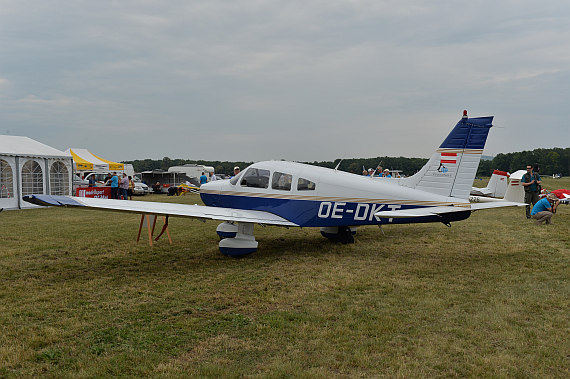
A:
[370,160,383,177]
[334,159,343,171]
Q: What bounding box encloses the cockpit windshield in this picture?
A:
[229,171,243,185]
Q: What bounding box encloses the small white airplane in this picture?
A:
[24,111,523,257]
[470,170,509,198]
[469,169,525,204]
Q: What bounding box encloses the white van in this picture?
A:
[168,164,215,182]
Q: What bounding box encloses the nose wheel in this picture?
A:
[218,222,258,257]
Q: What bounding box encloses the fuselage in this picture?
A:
[200,161,471,227]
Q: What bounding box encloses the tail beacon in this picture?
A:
[402,110,493,200]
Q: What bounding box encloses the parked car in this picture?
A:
[133,177,149,195]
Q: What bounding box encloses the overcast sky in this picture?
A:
[1,0,568,162]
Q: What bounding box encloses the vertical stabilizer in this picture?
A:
[486,170,509,197]
[503,170,525,202]
[401,112,493,199]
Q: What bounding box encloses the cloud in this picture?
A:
[0,0,569,162]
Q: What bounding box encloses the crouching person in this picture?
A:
[531,193,560,225]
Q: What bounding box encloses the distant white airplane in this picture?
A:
[470,170,509,198]
[24,111,523,257]
[469,169,526,204]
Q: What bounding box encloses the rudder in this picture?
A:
[401,111,493,200]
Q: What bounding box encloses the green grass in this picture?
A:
[0,177,568,377]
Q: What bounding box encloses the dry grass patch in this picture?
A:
[1,179,568,377]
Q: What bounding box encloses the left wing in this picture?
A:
[23,195,298,227]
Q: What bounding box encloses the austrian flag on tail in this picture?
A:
[440,152,457,164]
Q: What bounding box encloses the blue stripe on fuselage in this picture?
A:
[200,193,471,227]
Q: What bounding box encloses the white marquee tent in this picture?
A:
[0,135,73,210]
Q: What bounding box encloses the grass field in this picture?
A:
[1,177,569,377]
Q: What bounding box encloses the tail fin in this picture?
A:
[485,170,509,197]
[401,111,493,199]
[503,169,526,202]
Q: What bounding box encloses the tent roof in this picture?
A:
[0,135,71,158]
[65,148,124,171]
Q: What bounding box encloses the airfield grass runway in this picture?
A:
[1,177,568,377]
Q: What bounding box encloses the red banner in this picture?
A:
[76,187,111,199]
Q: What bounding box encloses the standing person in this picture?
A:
[109,172,119,199]
[383,169,392,178]
[521,164,541,219]
[531,193,560,225]
[210,172,217,181]
[119,173,129,200]
[199,172,208,185]
[232,166,240,178]
[88,174,96,187]
[127,175,135,200]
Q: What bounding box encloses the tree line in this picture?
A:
[479,148,569,176]
[124,147,569,178]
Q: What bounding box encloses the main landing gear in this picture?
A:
[217,222,258,257]
[320,226,357,244]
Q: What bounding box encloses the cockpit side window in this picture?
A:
[240,168,270,189]
[297,177,316,191]
[271,172,292,191]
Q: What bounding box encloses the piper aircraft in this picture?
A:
[24,111,522,257]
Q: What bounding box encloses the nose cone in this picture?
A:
[199,179,222,193]
[199,179,225,206]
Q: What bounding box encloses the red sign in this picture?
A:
[76,187,111,198]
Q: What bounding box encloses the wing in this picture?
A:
[374,201,525,219]
[23,195,298,227]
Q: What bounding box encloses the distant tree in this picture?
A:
[160,157,171,171]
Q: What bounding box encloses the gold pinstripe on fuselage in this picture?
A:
[200,188,471,208]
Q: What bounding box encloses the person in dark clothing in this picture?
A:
[521,164,541,219]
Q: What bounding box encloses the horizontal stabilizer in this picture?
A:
[470,188,492,196]
[23,195,298,227]
[375,200,524,219]
[375,206,470,218]
[469,201,526,210]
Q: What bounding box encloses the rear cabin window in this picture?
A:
[240,168,270,189]
[297,177,316,191]
[271,172,292,191]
